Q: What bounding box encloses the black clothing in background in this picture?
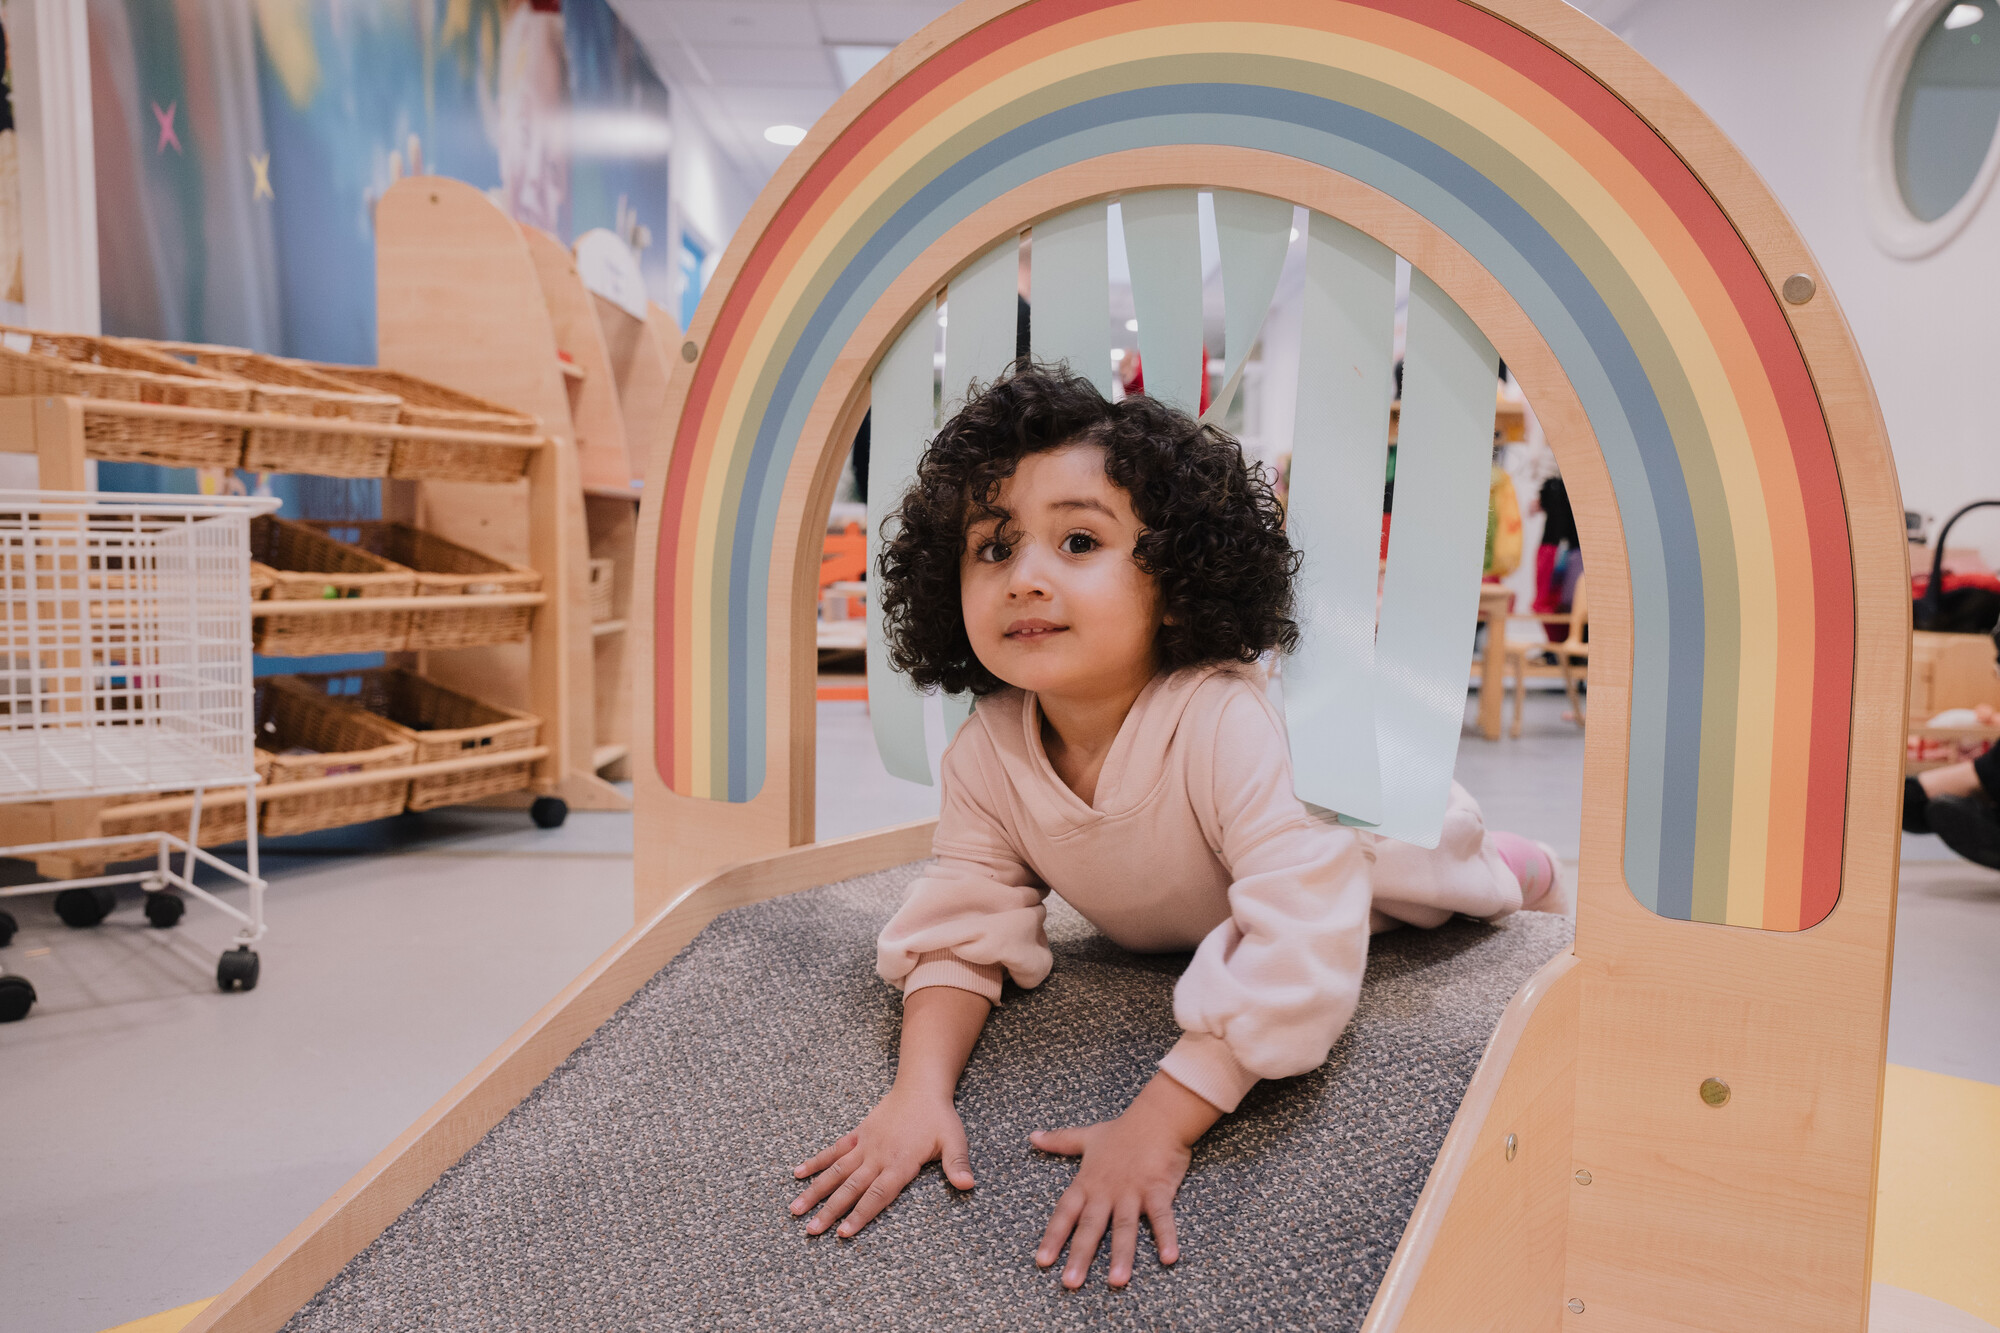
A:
[1538,476,1577,548]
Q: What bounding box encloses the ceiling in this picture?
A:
[609,0,1662,209]
[609,1,959,190]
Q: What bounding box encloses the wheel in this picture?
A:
[216,946,260,993]
[0,909,15,948]
[54,886,116,929]
[0,973,34,1022]
[530,796,568,829]
[142,892,186,929]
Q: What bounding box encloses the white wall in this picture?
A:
[665,89,758,328]
[1608,0,1999,548]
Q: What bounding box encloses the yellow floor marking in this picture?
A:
[98,1298,211,1333]
[98,1067,1998,1332]
[1875,1064,2000,1325]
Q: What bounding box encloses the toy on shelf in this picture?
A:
[180,2,1905,1331]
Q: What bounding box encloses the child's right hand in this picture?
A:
[789,1086,977,1238]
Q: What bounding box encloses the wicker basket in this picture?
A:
[307,364,540,485]
[134,342,403,477]
[251,515,417,656]
[99,781,264,852]
[255,679,414,836]
[284,668,540,811]
[588,557,616,622]
[0,327,251,468]
[306,520,539,650]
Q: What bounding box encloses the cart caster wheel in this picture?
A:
[530,796,568,829]
[0,973,34,1021]
[55,886,117,929]
[0,909,15,948]
[216,946,260,993]
[143,892,186,929]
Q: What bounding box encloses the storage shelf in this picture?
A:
[591,742,627,770]
[252,591,546,616]
[591,618,625,637]
[102,745,552,819]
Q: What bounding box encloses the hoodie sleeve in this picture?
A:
[875,713,1051,1005]
[1156,682,1374,1112]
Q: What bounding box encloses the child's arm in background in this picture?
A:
[790,983,992,1236]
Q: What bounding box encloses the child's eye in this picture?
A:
[975,539,1012,563]
[1060,532,1098,556]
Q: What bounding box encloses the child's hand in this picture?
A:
[789,1085,977,1239]
[1030,1072,1223,1288]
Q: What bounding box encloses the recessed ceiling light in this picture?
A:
[1290,227,1300,241]
[1124,318,1138,331]
[764,124,807,146]
[937,312,948,327]
[1945,3,1983,27]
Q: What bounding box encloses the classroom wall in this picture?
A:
[1607,0,2000,549]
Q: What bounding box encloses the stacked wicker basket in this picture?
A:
[0,328,561,847]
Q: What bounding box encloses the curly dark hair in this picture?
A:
[876,362,1300,697]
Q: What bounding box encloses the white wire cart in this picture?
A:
[0,491,279,1022]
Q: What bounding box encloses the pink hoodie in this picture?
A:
[876,663,1521,1112]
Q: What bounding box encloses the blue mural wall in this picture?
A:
[87,0,671,668]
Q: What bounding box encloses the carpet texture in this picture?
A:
[285,862,1572,1332]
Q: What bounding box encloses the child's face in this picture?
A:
[959,443,1163,701]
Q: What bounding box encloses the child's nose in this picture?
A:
[1007,545,1053,598]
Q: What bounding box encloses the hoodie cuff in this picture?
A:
[1158,1031,1260,1113]
[902,949,1004,1004]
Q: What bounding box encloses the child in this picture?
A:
[789,366,1568,1289]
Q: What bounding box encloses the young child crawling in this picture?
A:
[789,366,1567,1288]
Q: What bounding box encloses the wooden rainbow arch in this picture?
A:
[654,0,1854,932]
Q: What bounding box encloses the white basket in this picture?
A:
[0,491,275,803]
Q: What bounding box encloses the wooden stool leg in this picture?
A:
[1561,658,1584,727]
[1509,650,1526,738]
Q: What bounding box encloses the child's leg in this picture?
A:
[1369,782,1568,927]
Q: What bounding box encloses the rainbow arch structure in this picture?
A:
[649,0,1876,933]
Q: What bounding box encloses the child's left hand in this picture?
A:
[1029,1072,1223,1288]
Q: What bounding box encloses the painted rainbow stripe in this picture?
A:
[655,0,1853,931]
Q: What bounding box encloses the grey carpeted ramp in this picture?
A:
[286,862,1572,1332]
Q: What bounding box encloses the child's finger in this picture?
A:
[807,1164,879,1236]
[793,1132,857,1178]
[791,1150,860,1217]
[1028,1126,1088,1157]
[836,1164,917,1237]
[942,1124,977,1190]
[1144,1191,1181,1265]
[1062,1201,1113,1289]
[1035,1187,1086,1267]
[1107,1200,1141,1287]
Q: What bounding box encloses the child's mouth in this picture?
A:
[1005,619,1067,640]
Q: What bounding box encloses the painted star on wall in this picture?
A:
[152,100,181,154]
[250,152,273,200]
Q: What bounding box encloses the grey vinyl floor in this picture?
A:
[0,689,1993,1333]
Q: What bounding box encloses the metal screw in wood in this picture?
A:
[1781,272,1816,304]
[1505,1132,1517,1162]
[1700,1077,1731,1107]
[681,341,700,363]
[1567,1298,1586,1314]
[1574,1168,1592,1185]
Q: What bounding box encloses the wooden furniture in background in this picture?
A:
[1502,576,1589,738]
[0,398,565,863]
[372,177,628,810]
[1471,584,1513,741]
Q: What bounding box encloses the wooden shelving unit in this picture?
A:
[0,394,593,871]
[371,177,636,809]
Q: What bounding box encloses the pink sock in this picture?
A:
[1491,831,1557,908]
